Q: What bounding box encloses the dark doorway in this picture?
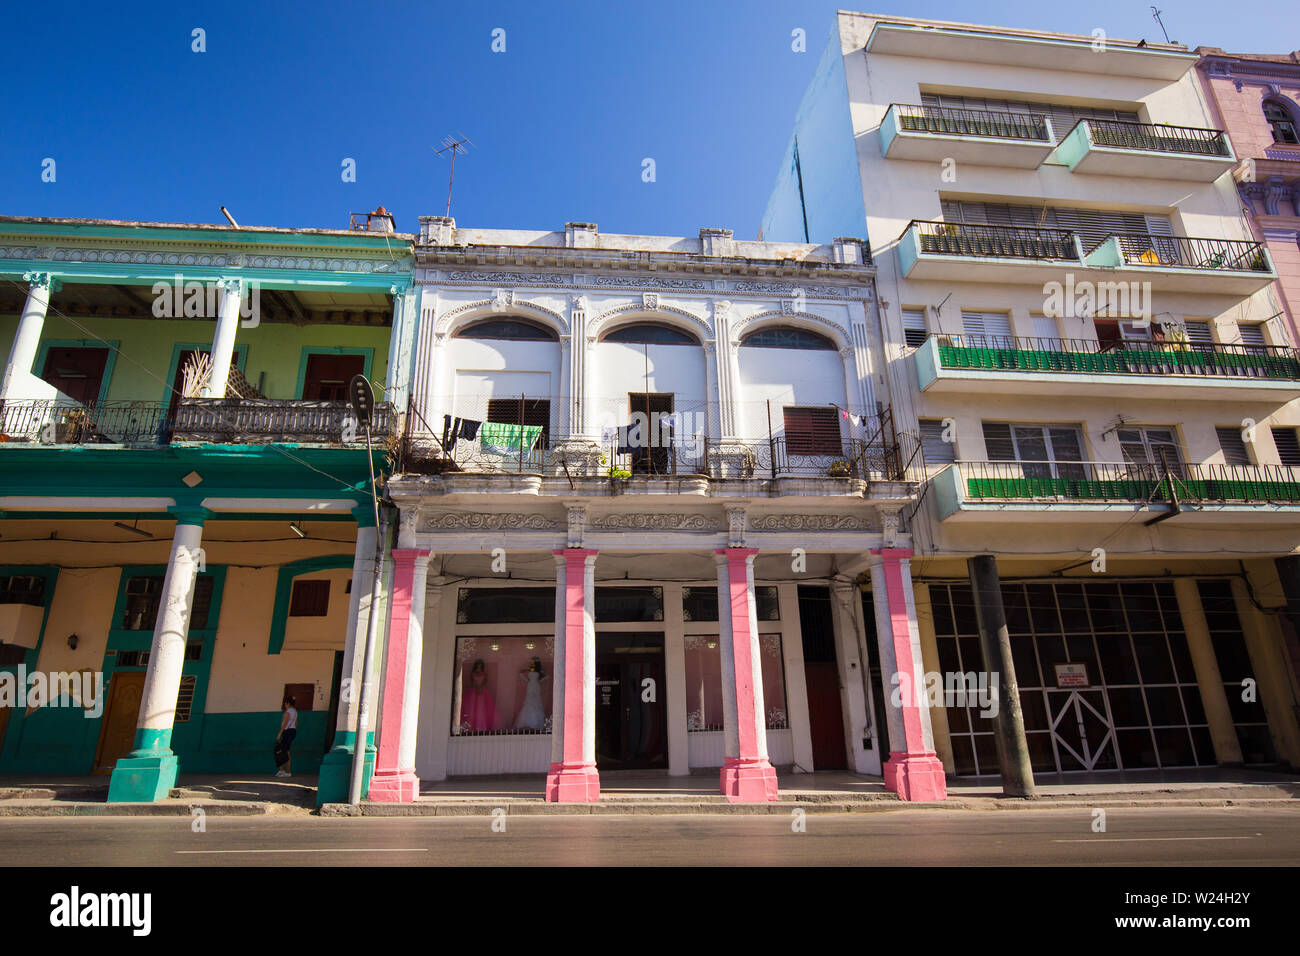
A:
[798,586,847,770]
[41,346,108,406]
[595,632,667,769]
[627,392,673,474]
[861,590,892,757]
[303,353,365,401]
[324,651,344,755]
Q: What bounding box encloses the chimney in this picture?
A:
[368,205,395,233]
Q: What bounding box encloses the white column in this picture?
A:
[108,514,204,802]
[831,579,877,774]
[397,551,432,773]
[337,523,379,738]
[0,272,59,401]
[205,276,243,398]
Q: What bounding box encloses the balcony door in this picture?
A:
[628,392,673,474]
[1118,427,1185,479]
[983,422,1086,480]
[303,353,365,401]
[41,346,108,406]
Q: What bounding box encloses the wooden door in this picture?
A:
[41,347,108,406]
[303,354,365,401]
[804,663,848,770]
[93,672,146,772]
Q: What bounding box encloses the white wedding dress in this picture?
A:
[514,672,546,731]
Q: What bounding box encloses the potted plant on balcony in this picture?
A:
[827,459,854,478]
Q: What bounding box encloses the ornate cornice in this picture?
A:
[587,513,725,531]
[420,512,564,532]
[747,514,877,532]
[0,243,410,275]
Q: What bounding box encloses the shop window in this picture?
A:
[451,637,554,735]
[782,406,842,456]
[683,633,788,731]
[121,575,214,631]
[595,586,663,622]
[456,587,555,624]
[681,586,780,622]
[289,580,331,617]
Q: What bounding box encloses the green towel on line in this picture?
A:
[480,421,542,455]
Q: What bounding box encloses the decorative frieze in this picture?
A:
[587,513,725,531]
[420,512,564,532]
[747,514,877,532]
[0,245,408,274]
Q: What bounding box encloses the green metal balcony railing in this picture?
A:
[931,335,1300,381]
[1077,119,1231,157]
[911,221,1080,261]
[960,460,1300,504]
[892,104,1052,142]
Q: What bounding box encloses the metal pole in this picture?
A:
[766,399,776,479]
[349,423,387,805]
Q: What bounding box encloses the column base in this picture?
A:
[315,731,375,806]
[107,755,179,803]
[545,762,601,802]
[719,756,780,802]
[367,769,421,802]
[883,751,948,802]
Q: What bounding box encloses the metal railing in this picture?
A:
[173,399,393,443]
[892,103,1051,142]
[930,334,1300,380]
[910,221,1079,261]
[959,459,1300,504]
[1096,234,1271,272]
[1079,119,1231,156]
[0,400,171,445]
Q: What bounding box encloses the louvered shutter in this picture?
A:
[982,422,1016,460]
[1239,324,1266,347]
[1272,428,1300,466]
[962,311,1013,348]
[1216,426,1252,466]
[783,407,842,456]
[902,308,928,348]
[919,419,955,463]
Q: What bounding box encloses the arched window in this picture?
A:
[455,318,558,341]
[1264,99,1300,146]
[601,323,699,345]
[740,325,837,350]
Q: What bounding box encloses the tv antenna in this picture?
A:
[434,133,474,218]
[1150,6,1173,44]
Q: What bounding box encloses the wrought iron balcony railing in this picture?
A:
[1094,234,1271,273]
[1078,119,1231,156]
[930,334,1300,381]
[959,460,1300,504]
[0,400,171,445]
[910,221,1080,261]
[173,399,393,444]
[892,104,1052,142]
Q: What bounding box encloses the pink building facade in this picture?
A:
[1198,49,1300,346]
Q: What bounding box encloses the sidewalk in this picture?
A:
[2,768,1297,817]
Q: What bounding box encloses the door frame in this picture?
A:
[92,670,147,772]
[295,347,374,400]
[595,630,668,770]
[163,343,248,405]
[1048,689,1117,772]
[34,340,119,407]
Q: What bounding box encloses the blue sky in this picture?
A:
[3,1,1294,239]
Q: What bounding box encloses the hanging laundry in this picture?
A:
[480,421,542,456]
[458,418,482,442]
[840,408,850,421]
[616,421,642,454]
[850,413,862,427]
[443,415,462,451]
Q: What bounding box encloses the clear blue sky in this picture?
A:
[3,1,1294,239]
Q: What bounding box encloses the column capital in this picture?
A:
[215,275,244,295]
[168,505,211,527]
[23,271,61,293]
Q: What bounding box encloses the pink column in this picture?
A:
[545,548,601,802]
[869,547,947,801]
[717,548,779,802]
[368,547,430,802]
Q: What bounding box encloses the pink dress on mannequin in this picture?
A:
[460,664,496,732]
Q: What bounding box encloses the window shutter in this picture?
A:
[1183,321,1213,343]
[1238,324,1266,347]
[783,407,843,456]
[982,422,1016,461]
[902,308,928,348]
[1273,428,1300,466]
[919,419,955,464]
[962,312,1013,347]
[1030,315,1061,348]
[1216,426,1252,466]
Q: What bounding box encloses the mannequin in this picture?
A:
[513,656,548,732]
[459,659,497,732]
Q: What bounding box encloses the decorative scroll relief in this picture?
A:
[445,271,571,285]
[731,281,863,299]
[590,276,708,290]
[746,514,877,532]
[587,513,725,531]
[420,513,564,532]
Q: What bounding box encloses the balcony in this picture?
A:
[933,460,1300,523]
[897,220,1083,283]
[1054,119,1236,181]
[880,104,1055,168]
[1082,234,1277,294]
[913,334,1300,401]
[0,398,391,447]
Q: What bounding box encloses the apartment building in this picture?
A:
[0,214,416,801]
[764,13,1300,784]
[364,217,949,803]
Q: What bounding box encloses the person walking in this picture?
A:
[274,696,298,777]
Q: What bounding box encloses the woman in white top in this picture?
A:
[275,697,298,777]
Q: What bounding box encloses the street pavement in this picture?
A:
[1,806,1296,866]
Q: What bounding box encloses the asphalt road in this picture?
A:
[1,806,1297,866]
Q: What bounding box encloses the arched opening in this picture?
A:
[455,317,559,341]
[1264,98,1300,146]
[740,325,838,351]
[600,322,700,345]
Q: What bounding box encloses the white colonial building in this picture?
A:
[362,218,948,803]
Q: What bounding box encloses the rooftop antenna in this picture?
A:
[1150,6,1172,44]
[433,133,474,218]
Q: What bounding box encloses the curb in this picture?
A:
[0,801,307,817]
